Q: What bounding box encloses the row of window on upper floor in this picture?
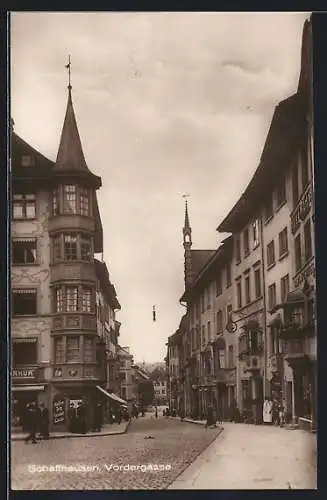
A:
[188,263,232,323]
[54,335,96,364]
[11,285,95,316]
[12,185,93,220]
[234,145,312,266]
[11,233,94,265]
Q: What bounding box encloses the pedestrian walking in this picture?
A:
[205,405,216,428]
[68,403,76,432]
[216,407,223,425]
[77,401,87,433]
[155,406,158,419]
[24,402,37,444]
[93,402,102,432]
[116,407,122,425]
[39,403,50,439]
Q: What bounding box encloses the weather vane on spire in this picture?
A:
[65,55,72,90]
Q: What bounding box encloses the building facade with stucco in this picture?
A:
[11,81,123,432]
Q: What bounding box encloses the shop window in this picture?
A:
[243,228,250,257]
[278,227,288,258]
[64,233,78,261]
[268,283,277,311]
[13,193,36,219]
[236,280,242,309]
[245,275,251,304]
[12,341,37,365]
[81,235,92,261]
[66,336,80,362]
[254,267,261,298]
[216,310,223,335]
[276,177,286,207]
[84,337,93,363]
[280,274,290,304]
[63,185,77,214]
[295,235,302,272]
[304,219,313,262]
[12,239,37,264]
[80,187,90,216]
[12,289,37,315]
[54,336,65,363]
[267,240,275,268]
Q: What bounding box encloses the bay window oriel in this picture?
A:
[51,233,93,263]
[54,285,95,313]
[51,184,92,216]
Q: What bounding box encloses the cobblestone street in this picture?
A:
[11,417,221,490]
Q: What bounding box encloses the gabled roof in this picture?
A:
[181,236,233,302]
[11,132,54,179]
[191,249,216,278]
[217,93,306,233]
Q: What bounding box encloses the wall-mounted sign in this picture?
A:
[53,397,65,425]
[12,367,36,379]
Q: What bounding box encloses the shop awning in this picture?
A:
[12,385,45,392]
[96,385,127,405]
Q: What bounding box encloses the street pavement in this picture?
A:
[11,415,221,490]
[169,422,317,490]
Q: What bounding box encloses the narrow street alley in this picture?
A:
[169,422,317,490]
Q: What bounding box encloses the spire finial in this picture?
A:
[183,193,191,229]
[65,55,72,92]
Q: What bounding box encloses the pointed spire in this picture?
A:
[184,199,190,230]
[54,56,90,173]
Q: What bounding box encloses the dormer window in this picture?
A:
[21,155,34,166]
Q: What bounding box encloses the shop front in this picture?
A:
[11,365,47,432]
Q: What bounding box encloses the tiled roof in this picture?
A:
[190,249,216,278]
[12,132,54,178]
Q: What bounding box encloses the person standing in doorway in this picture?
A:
[24,402,37,444]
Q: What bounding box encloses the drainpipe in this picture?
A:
[259,215,268,402]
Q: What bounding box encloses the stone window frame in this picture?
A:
[13,193,36,220]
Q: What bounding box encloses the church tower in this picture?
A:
[183,199,193,291]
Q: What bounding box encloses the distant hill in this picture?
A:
[136,361,166,374]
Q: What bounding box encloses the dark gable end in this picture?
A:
[12,132,55,181]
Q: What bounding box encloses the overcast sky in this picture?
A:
[11,12,309,363]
